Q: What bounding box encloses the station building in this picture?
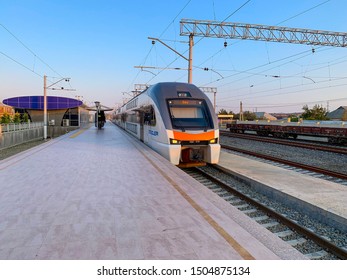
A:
[2,95,90,135]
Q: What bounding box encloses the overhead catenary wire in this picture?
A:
[158,0,192,39]
[200,47,318,87]
[276,0,331,25]
[0,23,63,78]
[216,56,347,97]
[220,0,252,23]
[201,43,346,95]
[214,51,347,108]
[239,96,347,110]
[0,50,43,78]
[218,79,347,105]
[0,22,77,99]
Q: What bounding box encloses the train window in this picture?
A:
[143,105,156,126]
[168,99,213,130]
[170,107,203,118]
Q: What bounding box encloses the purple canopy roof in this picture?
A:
[3,96,82,110]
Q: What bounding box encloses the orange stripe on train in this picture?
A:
[173,130,215,141]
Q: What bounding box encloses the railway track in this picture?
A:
[220,131,347,155]
[184,165,347,260]
[221,144,347,184]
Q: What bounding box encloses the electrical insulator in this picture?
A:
[224,41,227,47]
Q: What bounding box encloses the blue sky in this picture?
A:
[1,0,347,113]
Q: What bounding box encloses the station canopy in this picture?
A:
[3,96,82,110]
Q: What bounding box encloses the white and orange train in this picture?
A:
[113,82,220,167]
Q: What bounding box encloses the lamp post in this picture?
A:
[95,101,100,128]
[43,75,72,139]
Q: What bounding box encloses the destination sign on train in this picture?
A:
[168,99,203,105]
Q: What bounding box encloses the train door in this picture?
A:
[139,111,144,142]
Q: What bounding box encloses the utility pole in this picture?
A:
[43,76,73,139]
[148,37,193,83]
[240,101,244,121]
[188,34,194,83]
[43,75,47,139]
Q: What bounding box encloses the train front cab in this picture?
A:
[165,98,220,167]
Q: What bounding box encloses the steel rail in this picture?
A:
[192,166,347,259]
[221,144,347,181]
[220,131,347,155]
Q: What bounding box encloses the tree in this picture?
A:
[244,111,256,120]
[289,114,299,122]
[13,112,21,124]
[218,108,234,115]
[234,111,256,121]
[0,112,12,124]
[218,108,228,115]
[21,113,29,123]
[301,104,329,120]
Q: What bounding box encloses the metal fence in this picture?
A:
[0,122,44,133]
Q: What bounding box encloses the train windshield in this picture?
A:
[167,99,213,130]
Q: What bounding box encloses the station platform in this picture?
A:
[0,122,305,260]
[219,151,347,233]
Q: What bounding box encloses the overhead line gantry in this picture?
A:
[180,19,347,47]
[178,19,347,83]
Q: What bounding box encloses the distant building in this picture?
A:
[271,112,301,120]
[0,102,14,118]
[255,112,277,121]
[327,106,347,121]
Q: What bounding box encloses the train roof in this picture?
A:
[121,82,218,130]
[121,82,209,108]
[147,82,207,100]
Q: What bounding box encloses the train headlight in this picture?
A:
[209,138,218,144]
[170,139,181,145]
